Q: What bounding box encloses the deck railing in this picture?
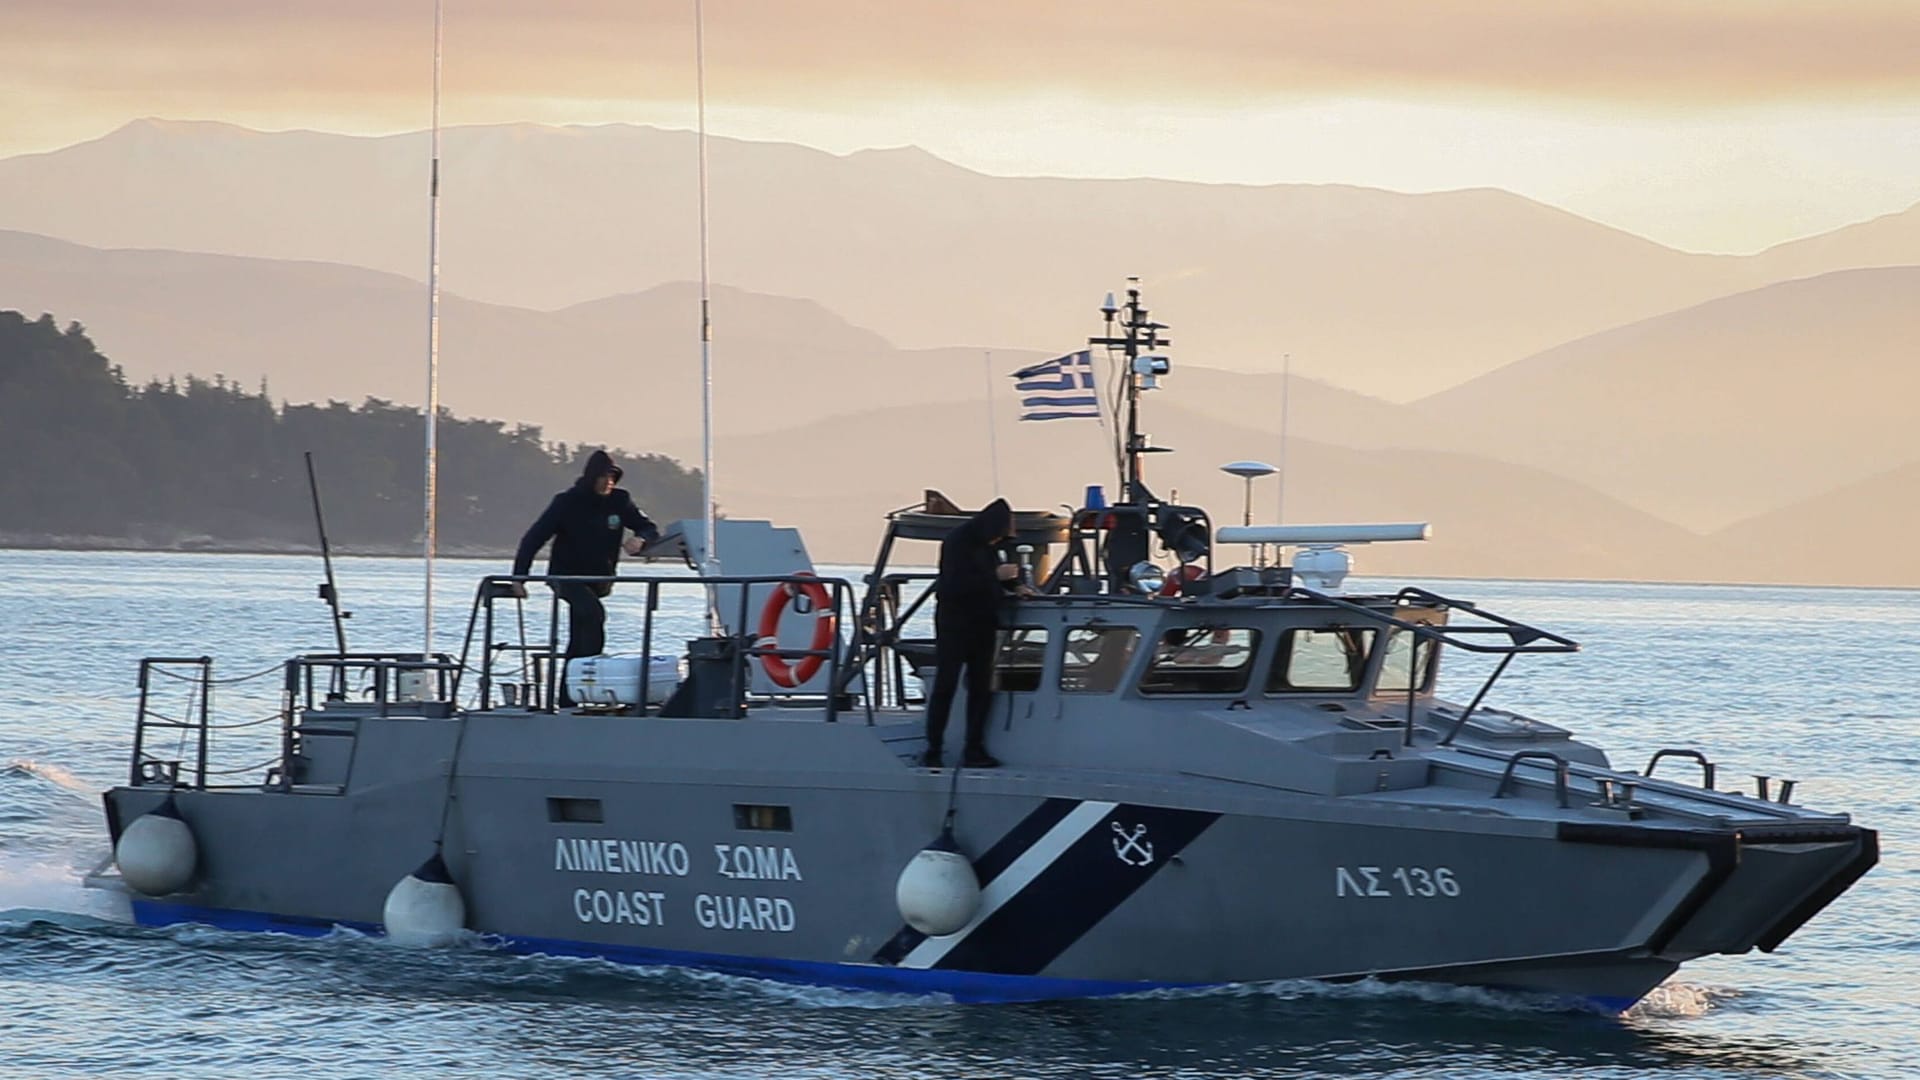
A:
[454,572,860,722]
[130,657,212,788]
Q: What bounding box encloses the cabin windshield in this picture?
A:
[1268,627,1376,693]
[1140,627,1260,695]
[1376,627,1439,695]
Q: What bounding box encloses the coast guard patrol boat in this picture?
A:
[94,286,1876,1012]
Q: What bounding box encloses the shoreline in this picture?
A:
[1,538,1911,593]
[0,535,509,560]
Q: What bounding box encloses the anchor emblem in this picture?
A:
[1111,822,1154,867]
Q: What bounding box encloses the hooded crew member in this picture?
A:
[924,498,1019,768]
[513,451,661,697]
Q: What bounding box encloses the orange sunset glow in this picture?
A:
[1,1,1915,584]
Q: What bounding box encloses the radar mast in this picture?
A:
[1087,278,1172,505]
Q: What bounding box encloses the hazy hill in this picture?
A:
[7,228,1915,584]
[0,229,1418,452]
[0,229,984,449]
[1711,462,1920,587]
[0,118,1796,398]
[0,309,699,550]
[664,398,1722,582]
[1755,201,1920,282]
[1416,267,1920,532]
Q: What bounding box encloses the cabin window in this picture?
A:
[733,804,793,832]
[547,797,604,824]
[1060,627,1140,693]
[1268,627,1377,693]
[994,627,1050,692]
[1377,628,1439,694]
[1140,628,1261,695]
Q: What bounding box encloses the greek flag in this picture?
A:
[1012,350,1098,421]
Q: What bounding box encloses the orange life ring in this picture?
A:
[756,573,836,688]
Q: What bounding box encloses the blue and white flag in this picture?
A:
[1011,350,1098,421]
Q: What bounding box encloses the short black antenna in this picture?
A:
[304,451,352,699]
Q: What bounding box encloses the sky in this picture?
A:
[6,0,1920,253]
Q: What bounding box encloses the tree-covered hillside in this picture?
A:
[0,311,702,550]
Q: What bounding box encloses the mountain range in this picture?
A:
[6,119,1916,399]
[0,120,1914,585]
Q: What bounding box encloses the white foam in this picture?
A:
[4,758,99,800]
[1624,980,1731,1019]
[673,965,947,1010]
[0,848,131,926]
[1122,976,1605,1014]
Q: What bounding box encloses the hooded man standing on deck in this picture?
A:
[511,450,661,705]
[924,498,1029,769]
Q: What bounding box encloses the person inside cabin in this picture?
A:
[510,450,661,705]
[924,498,1031,768]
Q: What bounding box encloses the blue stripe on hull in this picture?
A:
[126,900,1638,1013]
[127,900,1196,1003]
[132,899,382,938]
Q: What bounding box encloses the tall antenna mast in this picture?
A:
[421,0,444,656]
[983,349,1001,492]
[1277,351,1291,525]
[694,0,717,583]
[1088,278,1171,504]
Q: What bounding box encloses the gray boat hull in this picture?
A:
[106,707,1875,1011]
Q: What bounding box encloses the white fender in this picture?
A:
[382,853,466,946]
[115,798,197,896]
[895,839,981,937]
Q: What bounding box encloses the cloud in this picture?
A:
[6,0,1920,125]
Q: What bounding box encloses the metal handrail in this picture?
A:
[1646,748,1718,791]
[131,657,211,788]
[1492,750,1572,808]
[130,652,460,791]
[125,573,858,791]
[1280,585,1580,656]
[458,571,858,720]
[288,654,459,713]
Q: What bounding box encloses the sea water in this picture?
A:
[0,550,1913,1079]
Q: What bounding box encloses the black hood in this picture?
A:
[935,497,1017,616]
[964,498,1014,544]
[576,449,622,488]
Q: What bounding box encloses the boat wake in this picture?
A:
[1121,975,1631,1015]
[0,757,130,929]
[1622,980,1736,1020]
[3,758,97,798]
[0,884,1744,1030]
[143,923,944,1009]
[0,849,130,928]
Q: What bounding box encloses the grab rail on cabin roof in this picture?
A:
[1275,585,1578,749]
[1280,584,1580,656]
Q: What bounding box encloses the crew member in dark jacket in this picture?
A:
[924,498,1025,768]
[512,450,660,702]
